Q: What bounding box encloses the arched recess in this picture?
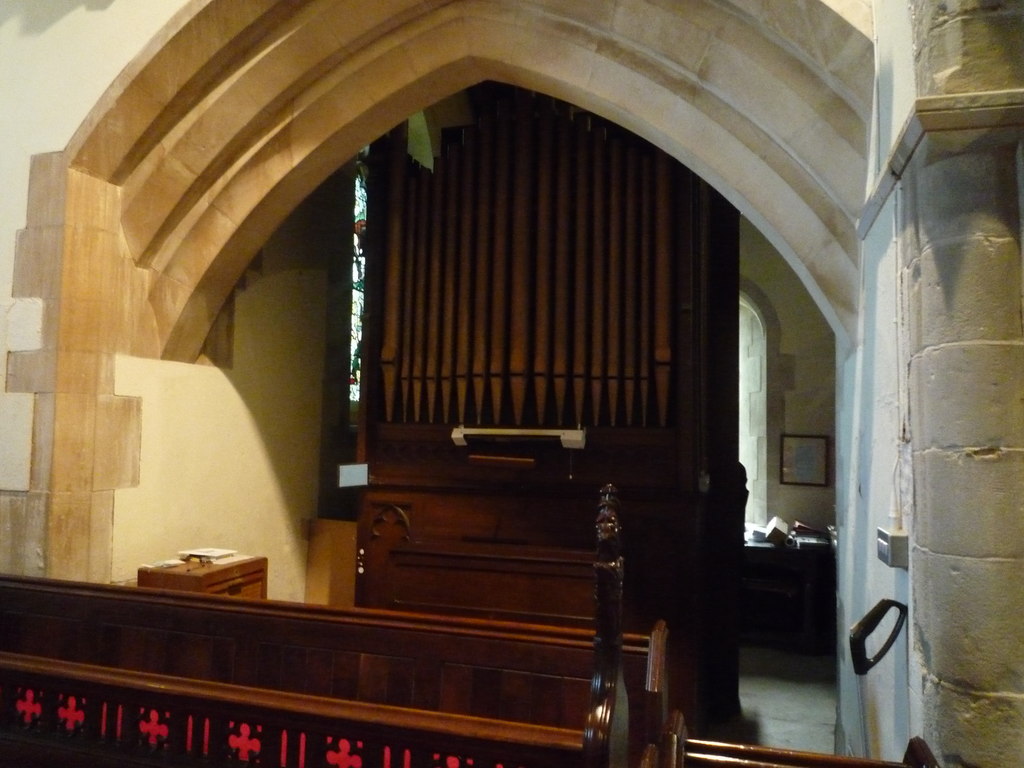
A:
[738,293,768,524]
[737,279,788,529]
[9,0,873,579]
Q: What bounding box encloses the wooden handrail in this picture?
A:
[676,727,937,768]
[685,741,906,767]
[650,708,939,768]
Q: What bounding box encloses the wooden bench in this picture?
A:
[0,486,659,767]
[0,650,584,768]
[0,660,944,768]
[0,576,662,741]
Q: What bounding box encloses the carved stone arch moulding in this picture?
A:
[8,0,869,580]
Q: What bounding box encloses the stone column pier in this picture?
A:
[902,6,1024,763]
[902,130,1024,766]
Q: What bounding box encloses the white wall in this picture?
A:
[835,191,914,758]
[867,0,918,186]
[114,262,328,602]
[110,174,335,602]
[828,1,920,759]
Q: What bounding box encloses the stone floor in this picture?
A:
[704,644,838,754]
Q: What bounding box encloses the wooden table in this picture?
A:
[137,555,267,598]
[739,543,835,654]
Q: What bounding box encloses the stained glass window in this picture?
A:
[351,165,367,404]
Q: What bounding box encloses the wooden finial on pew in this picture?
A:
[594,483,623,646]
[585,484,628,768]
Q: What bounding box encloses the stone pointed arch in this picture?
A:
[13,0,872,578]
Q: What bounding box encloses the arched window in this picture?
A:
[739,294,768,524]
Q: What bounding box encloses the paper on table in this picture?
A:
[178,548,237,560]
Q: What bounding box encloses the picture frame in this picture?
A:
[780,434,829,486]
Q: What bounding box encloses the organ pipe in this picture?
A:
[376,90,698,429]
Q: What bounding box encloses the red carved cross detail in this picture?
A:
[228,721,261,761]
[16,688,42,725]
[58,694,86,732]
[326,737,363,768]
[139,708,169,746]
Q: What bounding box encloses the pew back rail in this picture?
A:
[0,651,581,768]
[0,578,657,738]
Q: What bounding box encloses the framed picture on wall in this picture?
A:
[780,434,829,486]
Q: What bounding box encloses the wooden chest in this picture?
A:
[137,556,267,598]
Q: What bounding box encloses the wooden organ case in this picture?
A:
[354,85,742,731]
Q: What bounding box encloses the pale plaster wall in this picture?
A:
[867,0,917,185]
[823,0,919,758]
[111,174,331,602]
[113,261,327,602]
[836,191,913,759]
[829,1,919,759]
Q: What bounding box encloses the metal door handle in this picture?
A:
[849,599,907,675]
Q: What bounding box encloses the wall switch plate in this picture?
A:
[338,463,368,488]
[877,527,909,569]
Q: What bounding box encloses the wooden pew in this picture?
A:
[0,592,665,757]
[0,574,651,727]
[0,651,583,768]
[0,490,663,739]
[681,742,934,768]
[0,486,656,768]
[0,662,943,768]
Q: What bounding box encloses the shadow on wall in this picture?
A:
[0,0,116,34]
